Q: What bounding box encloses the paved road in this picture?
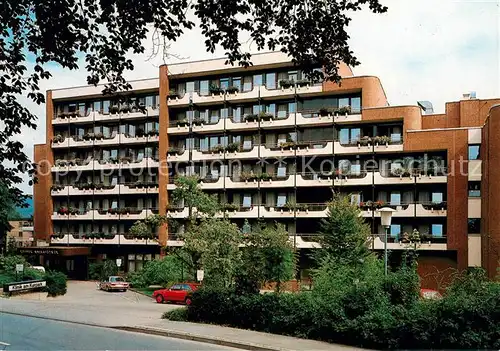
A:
[0,313,236,350]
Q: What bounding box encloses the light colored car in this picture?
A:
[99,276,129,292]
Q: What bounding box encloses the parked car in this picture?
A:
[99,276,130,292]
[420,288,442,300]
[153,283,199,305]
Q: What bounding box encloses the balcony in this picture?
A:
[167,148,189,162]
[191,118,225,133]
[290,234,322,249]
[51,208,154,221]
[295,109,362,127]
[52,133,159,149]
[50,233,158,246]
[259,82,322,100]
[52,106,159,125]
[371,234,447,251]
[219,205,260,219]
[262,203,328,218]
[375,168,448,185]
[198,175,224,190]
[260,141,333,158]
[51,157,159,172]
[359,202,447,218]
[167,120,190,134]
[334,136,404,155]
[51,183,159,196]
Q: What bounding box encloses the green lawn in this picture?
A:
[132,287,157,297]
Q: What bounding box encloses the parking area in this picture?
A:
[8,281,179,326]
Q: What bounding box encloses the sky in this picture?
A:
[16,0,500,194]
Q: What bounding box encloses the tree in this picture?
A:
[1,0,387,206]
[0,183,19,254]
[129,214,168,239]
[316,193,371,264]
[184,218,242,290]
[237,221,296,294]
[171,175,219,220]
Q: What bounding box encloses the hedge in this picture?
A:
[184,284,500,349]
[44,270,67,297]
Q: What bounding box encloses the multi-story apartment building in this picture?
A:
[32,52,500,284]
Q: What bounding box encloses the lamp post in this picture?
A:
[378,207,396,275]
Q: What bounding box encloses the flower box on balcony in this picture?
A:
[225,142,240,153]
[279,79,294,89]
[168,90,179,99]
[223,203,240,212]
[209,84,224,95]
[226,86,239,94]
[175,119,189,127]
[51,184,65,191]
[192,118,204,126]
[295,79,310,87]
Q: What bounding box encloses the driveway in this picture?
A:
[3,281,178,327]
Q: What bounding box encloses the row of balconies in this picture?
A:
[166,140,404,163]
[52,133,159,149]
[168,111,362,134]
[51,208,156,220]
[50,233,158,246]
[51,183,159,196]
[167,84,323,108]
[49,231,447,250]
[166,233,448,250]
[52,106,159,125]
[51,157,159,172]
[167,171,447,190]
[165,202,447,219]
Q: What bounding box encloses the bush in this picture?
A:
[185,266,500,349]
[127,255,189,288]
[162,307,188,321]
[89,262,104,280]
[44,270,67,297]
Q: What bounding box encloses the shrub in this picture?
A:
[44,270,67,297]
[127,255,188,288]
[102,260,118,278]
[162,307,188,321]
[89,262,104,280]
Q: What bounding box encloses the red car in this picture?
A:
[153,283,199,305]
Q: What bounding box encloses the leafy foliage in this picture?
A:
[129,214,167,239]
[102,260,118,278]
[317,193,371,263]
[184,218,242,290]
[162,307,188,321]
[172,176,220,218]
[44,270,67,297]
[127,255,190,288]
[237,222,296,294]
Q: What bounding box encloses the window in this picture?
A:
[170,284,182,290]
[266,103,276,116]
[277,104,287,119]
[253,104,263,114]
[242,194,252,208]
[243,76,252,92]
[232,107,242,122]
[277,165,287,178]
[351,194,361,205]
[186,81,196,93]
[468,219,481,234]
[339,129,350,145]
[93,101,101,113]
[350,128,361,144]
[339,97,349,108]
[199,80,209,96]
[288,71,298,82]
[288,102,296,113]
[102,100,110,114]
[253,74,263,87]
[276,194,287,207]
[390,224,401,237]
[431,224,443,237]
[431,192,443,203]
[468,181,481,197]
[243,136,253,150]
[351,97,361,113]
[468,144,480,160]
[232,77,241,91]
[220,78,229,90]
[351,164,361,175]
[390,192,401,206]
[265,73,276,90]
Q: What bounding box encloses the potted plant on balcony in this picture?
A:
[240,171,258,182]
[57,206,69,215]
[53,134,64,143]
[260,172,272,181]
[176,118,189,127]
[210,144,225,154]
[55,159,67,167]
[120,103,130,113]
[104,233,115,239]
[83,132,95,141]
[337,105,352,116]
[279,79,294,89]
[295,79,309,87]
[226,85,239,94]
[225,142,240,153]
[244,113,259,122]
[167,147,180,156]
[95,132,104,140]
[134,180,145,189]
[94,183,104,190]
[68,207,79,215]
[148,129,159,137]
[192,117,204,126]
[258,111,274,121]
[223,203,239,212]
[136,127,145,138]
[110,103,120,114]
[209,84,224,95]
[51,184,64,192]
[107,208,119,215]
[319,107,333,117]
[358,136,371,147]
[168,89,179,99]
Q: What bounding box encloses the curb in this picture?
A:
[113,326,286,351]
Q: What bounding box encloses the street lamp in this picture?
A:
[378,207,396,275]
